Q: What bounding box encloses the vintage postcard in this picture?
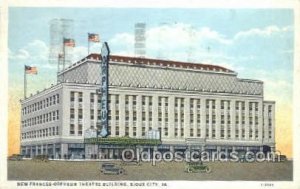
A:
[0,0,299,189]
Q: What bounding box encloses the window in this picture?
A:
[78,109,83,119]
[70,109,75,119]
[70,124,75,135]
[235,102,239,110]
[133,111,137,121]
[90,110,94,119]
[142,112,146,121]
[56,94,60,103]
[249,102,253,111]
[108,95,111,104]
[221,101,225,109]
[125,96,129,105]
[212,129,216,138]
[212,100,216,109]
[149,112,152,121]
[221,115,225,124]
[78,92,83,102]
[221,130,225,138]
[97,110,101,120]
[53,111,56,120]
[116,110,119,120]
[158,112,162,122]
[78,124,83,135]
[181,128,184,136]
[190,129,194,137]
[206,100,210,109]
[115,95,119,105]
[108,110,112,120]
[158,97,162,106]
[90,93,95,103]
[116,127,119,136]
[125,111,129,121]
[149,97,153,106]
[97,94,101,103]
[125,127,129,136]
[241,102,245,110]
[212,115,216,124]
[227,130,231,138]
[133,96,137,106]
[70,92,75,102]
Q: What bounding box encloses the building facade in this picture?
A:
[20,54,275,159]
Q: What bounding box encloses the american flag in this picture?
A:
[88,33,100,42]
[25,65,38,74]
[63,38,75,47]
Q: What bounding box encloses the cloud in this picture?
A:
[234,25,292,40]
[108,23,234,66]
[146,23,231,57]
[108,33,135,56]
[9,40,48,63]
[240,68,293,106]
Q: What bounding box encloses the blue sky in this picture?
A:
[8,8,294,106]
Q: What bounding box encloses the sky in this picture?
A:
[8,8,294,157]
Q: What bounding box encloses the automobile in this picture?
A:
[32,155,49,162]
[279,155,287,162]
[185,162,211,173]
[100,163,125,175]
[273,154,287,162]
[8,154,23,161]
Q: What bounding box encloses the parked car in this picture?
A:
[8,154,23,161]
[185,162,211,173]
[274,154,287,162]
[32,155,49,162]
[100,163,125,175]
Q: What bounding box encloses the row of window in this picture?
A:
[21,126,59,139]
[95,125,268,140]
[22,94,60,115]
[70,109,266,127]
[22,110,59,128]
[73,92,268,113]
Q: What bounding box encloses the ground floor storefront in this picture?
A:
[20,143,275,160]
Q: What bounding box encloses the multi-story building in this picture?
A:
[20,53,275,159]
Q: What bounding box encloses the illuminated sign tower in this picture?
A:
[99,42,110,137]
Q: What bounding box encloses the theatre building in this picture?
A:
[20,53,275,159]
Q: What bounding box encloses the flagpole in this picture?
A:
[88,33,90,55]
[24,65,27,99]
[57,55,60,83]
[63,39,66,82]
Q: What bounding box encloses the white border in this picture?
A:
[1,0,299,189]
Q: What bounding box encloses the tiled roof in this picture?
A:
[86,53,234,73]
